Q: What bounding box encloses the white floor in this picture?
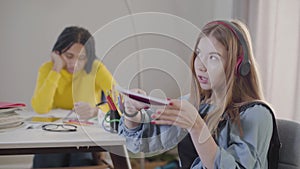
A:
[0,155,33,169]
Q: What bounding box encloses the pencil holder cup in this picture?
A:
[109,110,120,133]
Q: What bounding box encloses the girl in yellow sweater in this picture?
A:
[31,26,115,167]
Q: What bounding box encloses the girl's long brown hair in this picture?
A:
[189,20,266,135]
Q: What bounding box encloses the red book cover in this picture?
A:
[0,102,26,109]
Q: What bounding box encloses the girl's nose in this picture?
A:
[68,58,77,65]
[199,66,207,72]
[198,60,207,72]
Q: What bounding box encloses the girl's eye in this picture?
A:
[196,49,204,58]
[195,48,200,56]
[209,55,219,60]
[78,55,87,60]
[65,53,73,59]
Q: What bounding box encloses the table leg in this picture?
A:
[103,145,132,169]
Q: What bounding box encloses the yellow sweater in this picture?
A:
[31,60,116,114]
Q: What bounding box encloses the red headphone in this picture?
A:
[207,21,251,76]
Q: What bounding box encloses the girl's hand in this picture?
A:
[124,89,149,125]
[51,51,65,72]
[124,89,148,115]
[74,102,98,120]
[151,99,204,132]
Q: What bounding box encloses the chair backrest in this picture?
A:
[277,119,300,169]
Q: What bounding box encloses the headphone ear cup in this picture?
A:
[236,56,251,76]
[239,61,251,76]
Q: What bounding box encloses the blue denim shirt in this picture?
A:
[118,104,272,169]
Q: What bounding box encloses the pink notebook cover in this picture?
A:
[0,102,26,109]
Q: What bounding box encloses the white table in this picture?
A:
[0,110,132,169]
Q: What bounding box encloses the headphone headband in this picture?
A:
[207,20,251,76]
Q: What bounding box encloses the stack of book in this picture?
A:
[0,102,26,132]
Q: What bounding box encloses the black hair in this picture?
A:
[52,26,96,73]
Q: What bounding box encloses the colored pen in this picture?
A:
[96,102,106,107]
[107,95,117,111]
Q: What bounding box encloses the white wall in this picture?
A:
[0,0,233,109]
[0,0,131,109]
[0,0,234,168]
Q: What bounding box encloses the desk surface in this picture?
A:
[0,109,125,149]
[0,125,125,149]
[0,109,132,169]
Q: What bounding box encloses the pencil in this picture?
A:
[96,102,106,107]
